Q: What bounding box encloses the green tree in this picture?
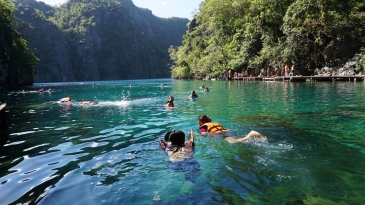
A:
[170,0,364,78]
[0,0,38,86]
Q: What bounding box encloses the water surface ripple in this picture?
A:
[0,79,364,204]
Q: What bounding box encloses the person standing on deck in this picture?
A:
[274,67,279,76]
[284,65,289,76]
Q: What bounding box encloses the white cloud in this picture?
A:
[162,1,167,6]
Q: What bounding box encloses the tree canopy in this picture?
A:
[169,0,365,79]
[0,0,38,86]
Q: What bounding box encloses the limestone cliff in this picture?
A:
[13,0,189,82]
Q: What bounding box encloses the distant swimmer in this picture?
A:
[200,84,205,89]
[160,84,164,88]
[59,97,71,103]
[204,87,210,92]
[165,95,174,107]
[80,100,98,105]
[189,90,198,99]
[39,88,44,92]
[48,89,52,92]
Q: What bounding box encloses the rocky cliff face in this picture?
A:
[13,0,189,82]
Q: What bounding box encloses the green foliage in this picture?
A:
[0,0,15,25]
[0,0,38,86]
[171,0,365,79]
[9,36,39,85]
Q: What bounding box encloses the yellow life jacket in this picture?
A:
[201,122,227,133]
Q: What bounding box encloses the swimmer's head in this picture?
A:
[164,130,185,146]
[198,115,211,124]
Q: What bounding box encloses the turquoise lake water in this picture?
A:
[0,79,365,204]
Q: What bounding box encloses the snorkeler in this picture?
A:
[165,95,174,107]
[198,114,263,143]
[158,130,194,162]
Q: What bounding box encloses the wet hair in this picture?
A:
[166,96,174,106]
[198,115,211,124]
[164,130,185,152]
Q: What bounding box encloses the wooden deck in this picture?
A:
[233,76,365,82]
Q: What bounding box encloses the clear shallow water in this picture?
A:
[0,79,365,204]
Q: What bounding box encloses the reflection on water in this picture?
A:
[0,79,364,204]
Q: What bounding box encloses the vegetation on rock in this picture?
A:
[8,0,189,83]
[0,0,38,86]
[169,0,365,79]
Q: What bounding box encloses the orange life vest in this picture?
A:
[201,122,227,133]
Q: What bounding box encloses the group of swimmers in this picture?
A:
[165,84,211,107]
[199,84,210,92]
[162,80,263,162]
[159,114,263,162]
[188,85,211,100]
[59,97,98,105]
[38,88,52,93]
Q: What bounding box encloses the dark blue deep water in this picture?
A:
[0,79,365,204]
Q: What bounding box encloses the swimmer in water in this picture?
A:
[80,100,98,105]
[198,114,263,143]
[165,95,174,107]
[189,90,198,99]
[158,130,194,162]
[59,97,71,103]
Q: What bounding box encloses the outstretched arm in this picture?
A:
[189,129,195,147]
[158,136,167,150]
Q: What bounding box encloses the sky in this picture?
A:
[132,0,201,19]
[36,0,202,20]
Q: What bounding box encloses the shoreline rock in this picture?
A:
[314,54,363,77]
